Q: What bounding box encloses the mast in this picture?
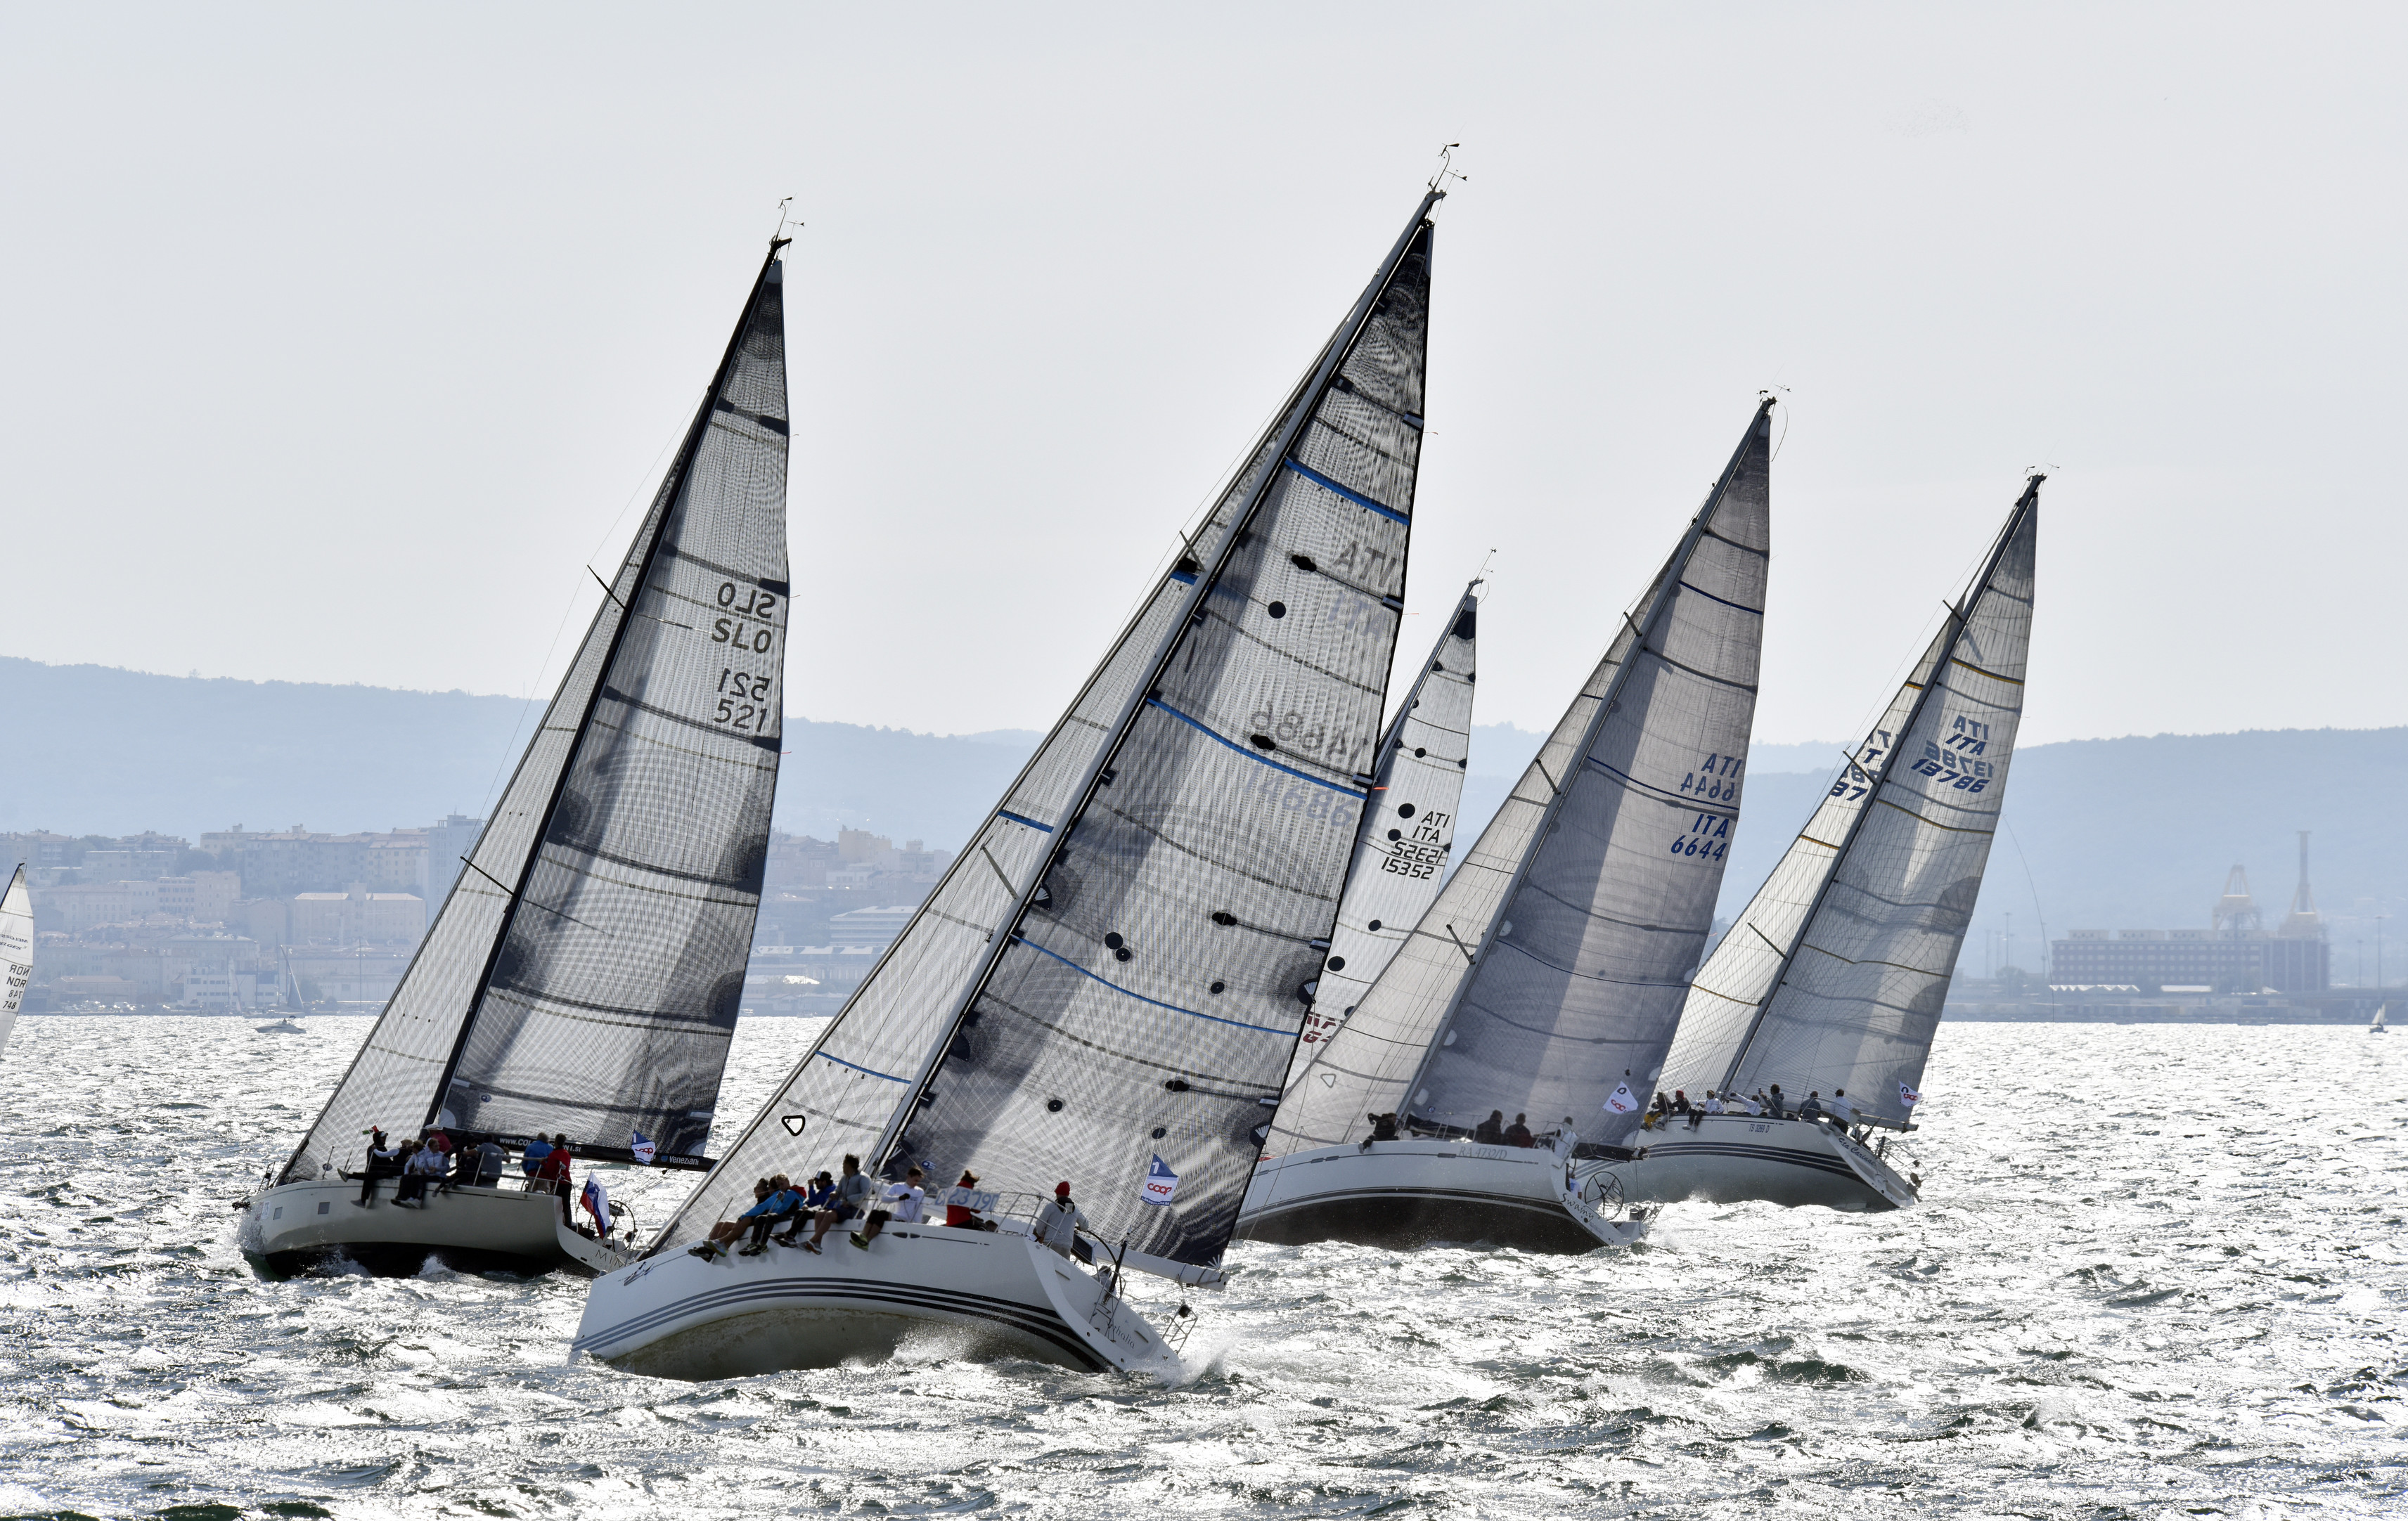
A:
[1399,399,1774,1115]
[420,238,792,1134]
[1710,474,2042,1099]
[864,193,1444,1176]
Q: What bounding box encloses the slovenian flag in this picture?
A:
[629,1130,657,1165]
[581,1174,610,1234]
[1601,1080,1642,1115]
[1898,1081,1921,1108]
[1141,1154,1179,1207]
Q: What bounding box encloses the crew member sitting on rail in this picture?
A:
[1503,1113,1535,1147]
[690,1177,774,1259]
[1473,1111,1507,1145]
[737,1175,804,1256]
[1033,1180,1093,1262]
[1359,1112,1401,1151]
[804,1155,877,1254]
[852,1165,926,1248]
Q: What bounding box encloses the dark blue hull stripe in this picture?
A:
[1642,1140,1869,1182]
[579,1275,1107,1371]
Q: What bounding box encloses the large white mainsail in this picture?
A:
[1360,402,1772,1141]
[658,194,1441,1270]
[1266,580,1479,1152]
[0,865,32,1053]
[1656,479,2039,1127]
[273,243,790,1187]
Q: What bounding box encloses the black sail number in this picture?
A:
[713,581,780,655]
[714,667,776,732]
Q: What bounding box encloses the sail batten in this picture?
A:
[1657,479,2041,1125]
[661,196,1441,1261]
[275,247,790,1184]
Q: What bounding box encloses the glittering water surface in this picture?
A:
[1,1016,2401,1520]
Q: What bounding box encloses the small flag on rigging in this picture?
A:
[629,1130,657,1165]
[1601,1080,1642,1115]
[1898,1081,1921,1108]
[581,1174,610,1235]
[1141,1154,1180,1207]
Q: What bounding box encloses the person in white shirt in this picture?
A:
[1701,1093,1725,1115]
[1031,1180,1092,1262]
[1826,1088,1860,1129]
[851,1165,927,1249]
[395,1141,446,1208]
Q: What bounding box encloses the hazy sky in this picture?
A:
[4,4,2400,750]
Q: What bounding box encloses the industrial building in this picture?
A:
[2049,835,2331,994]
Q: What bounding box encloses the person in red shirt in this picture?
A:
[943,1170,991,1229]
[536,1134,574,1223]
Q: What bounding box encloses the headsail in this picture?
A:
[1266,580,1480,1152]
[1350,403,1772,1142]
[0,865,31,1054]
[1657,479,2039,1126]
[662,194,1441,1264]
[276,245,790,1182]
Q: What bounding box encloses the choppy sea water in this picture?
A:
[0,1016,2400,1520]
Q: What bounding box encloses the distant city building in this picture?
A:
[290,889,425,945]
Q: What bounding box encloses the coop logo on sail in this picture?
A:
[1140,1155,1180,1207]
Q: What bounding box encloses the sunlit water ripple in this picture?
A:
[1,1016,2400,1519]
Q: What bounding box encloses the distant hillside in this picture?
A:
[5,657,2400,967]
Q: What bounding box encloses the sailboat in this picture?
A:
[573,190,1441,1380]
[1,865,32,1054]
[257,947,308,1034]
[2373,1004,2388,1034]
[1237,402,1773,1254]
[1266,577,1482,1148]
[238,239,793,1275]
[1632,477,2041,1212]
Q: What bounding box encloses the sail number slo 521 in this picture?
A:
[709,582,780,734]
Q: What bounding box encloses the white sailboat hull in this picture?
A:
[1609,1113,1918,1211]
[1236,1139,1649,1254]
[573,1223,1185,1380]
[240,1176,585,1275]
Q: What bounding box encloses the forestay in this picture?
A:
[1658,481,2039,1127]
[276,246,789,1183]
[0,866,31,1054]
[1379,404,1773,1139]
[1266,581,1480,1152]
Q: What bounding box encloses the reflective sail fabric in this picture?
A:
[1659,482,2038,1125]
[657,573,1191,1238]
[1267,583,1479,1151]
[1396,405,1772,1137]
[276,249,787,1183]
[0,866,30,1054]
[659,198,1441,1256]
[880,211,1436,1267]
